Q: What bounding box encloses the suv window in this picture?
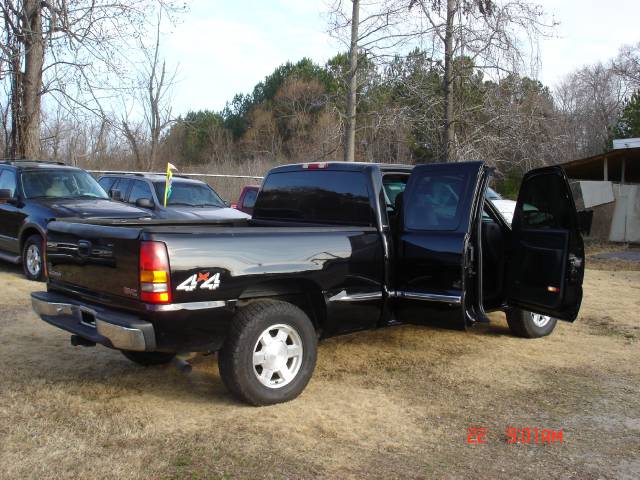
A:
[98,177,117,193]
[128,180,153,204]
[404,171,470,231]
[112,178,132,198]
[0,169,17,196]
[254,170,373,226]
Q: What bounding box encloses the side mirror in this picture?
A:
[224,200,231,207]
[110,190,123,202]
[577,210,593,236]
[0,189,16,204]
[135,198,155,209]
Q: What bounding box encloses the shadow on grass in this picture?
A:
[0,260,24,278]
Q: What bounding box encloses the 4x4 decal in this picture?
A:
[176,272,221,292]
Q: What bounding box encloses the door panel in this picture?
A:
[0,169,22,254]
[395,161,486,326]
[506,166,584,321]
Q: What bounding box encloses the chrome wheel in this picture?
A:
[531,312,551,328]
[252,323,303,389]
[26,244,41,277]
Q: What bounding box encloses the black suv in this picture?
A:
[0,161,150,280]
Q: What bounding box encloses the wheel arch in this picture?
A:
[19,223,46,254]
[236,279,327,335]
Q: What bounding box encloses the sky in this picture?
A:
[163,0,640,116]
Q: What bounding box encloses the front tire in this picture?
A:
[506,309,557,338]
[218,300,317,406]
[121,350,175,366]
[22,234,45,281]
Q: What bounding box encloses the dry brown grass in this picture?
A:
[0,261,639,479]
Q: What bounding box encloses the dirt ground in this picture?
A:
[0,258,638,479]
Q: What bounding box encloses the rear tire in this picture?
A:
[506,309,557,338]
[22,234,45,282]
[218,299,317,406]
[121,350,175,366]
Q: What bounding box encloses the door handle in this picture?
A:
[77,240,92,258]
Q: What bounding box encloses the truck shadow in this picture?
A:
[0,261,24,278]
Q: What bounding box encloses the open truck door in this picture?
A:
[505,166,585,322]
[394,161,489,327]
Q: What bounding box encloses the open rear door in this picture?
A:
[506,166,584,321]
[395,161,488,327]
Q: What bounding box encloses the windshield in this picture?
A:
[21,170,108,199]
[154,181,225,207]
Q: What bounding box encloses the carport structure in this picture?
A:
[562,140,640,243]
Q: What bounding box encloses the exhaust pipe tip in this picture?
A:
[173,357,192,374]
[71,335,96,347]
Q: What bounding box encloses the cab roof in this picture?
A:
[0,160,84,171]
[268,161,415,175]
[99,172,204,184]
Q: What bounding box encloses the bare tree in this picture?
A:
[329,0,414,162]
[330,0,555,162]
[612,41,640,91]
[554,62,628,158]
[121,3,178,170]
[0,0,179,160]
[344,0,360,162]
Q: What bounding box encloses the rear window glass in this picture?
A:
[254,170,373,226]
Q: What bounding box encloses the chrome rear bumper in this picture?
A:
[31,291,156,351]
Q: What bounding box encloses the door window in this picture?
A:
[128,180,153,204]
[404,172,469,231]
[98,177,117,194]
[111,178,132,198]
[515,173,573,230]
[0,169,17,196]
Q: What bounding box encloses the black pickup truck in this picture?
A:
[32,161,585,405]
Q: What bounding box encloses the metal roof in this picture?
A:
[561,147,640,183]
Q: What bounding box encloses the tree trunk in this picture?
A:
[19,0,44,159]
[344,0,359,162]
[442,0,456,162]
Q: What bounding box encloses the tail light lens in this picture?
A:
[139,241,171,303]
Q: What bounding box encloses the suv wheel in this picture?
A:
[22,234,45,281]
[218,300,317,406]
[506,309,557,338]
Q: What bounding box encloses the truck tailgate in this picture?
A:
[46,220,143,300]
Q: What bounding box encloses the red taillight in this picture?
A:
[139,241,171,304]
[302,162,328,169]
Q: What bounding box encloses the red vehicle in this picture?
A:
[233,185,259,215]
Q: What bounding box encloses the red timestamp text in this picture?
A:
[467,426,564,445]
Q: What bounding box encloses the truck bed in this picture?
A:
[45,218,384,315]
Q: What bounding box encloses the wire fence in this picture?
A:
[87,170,264,202]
